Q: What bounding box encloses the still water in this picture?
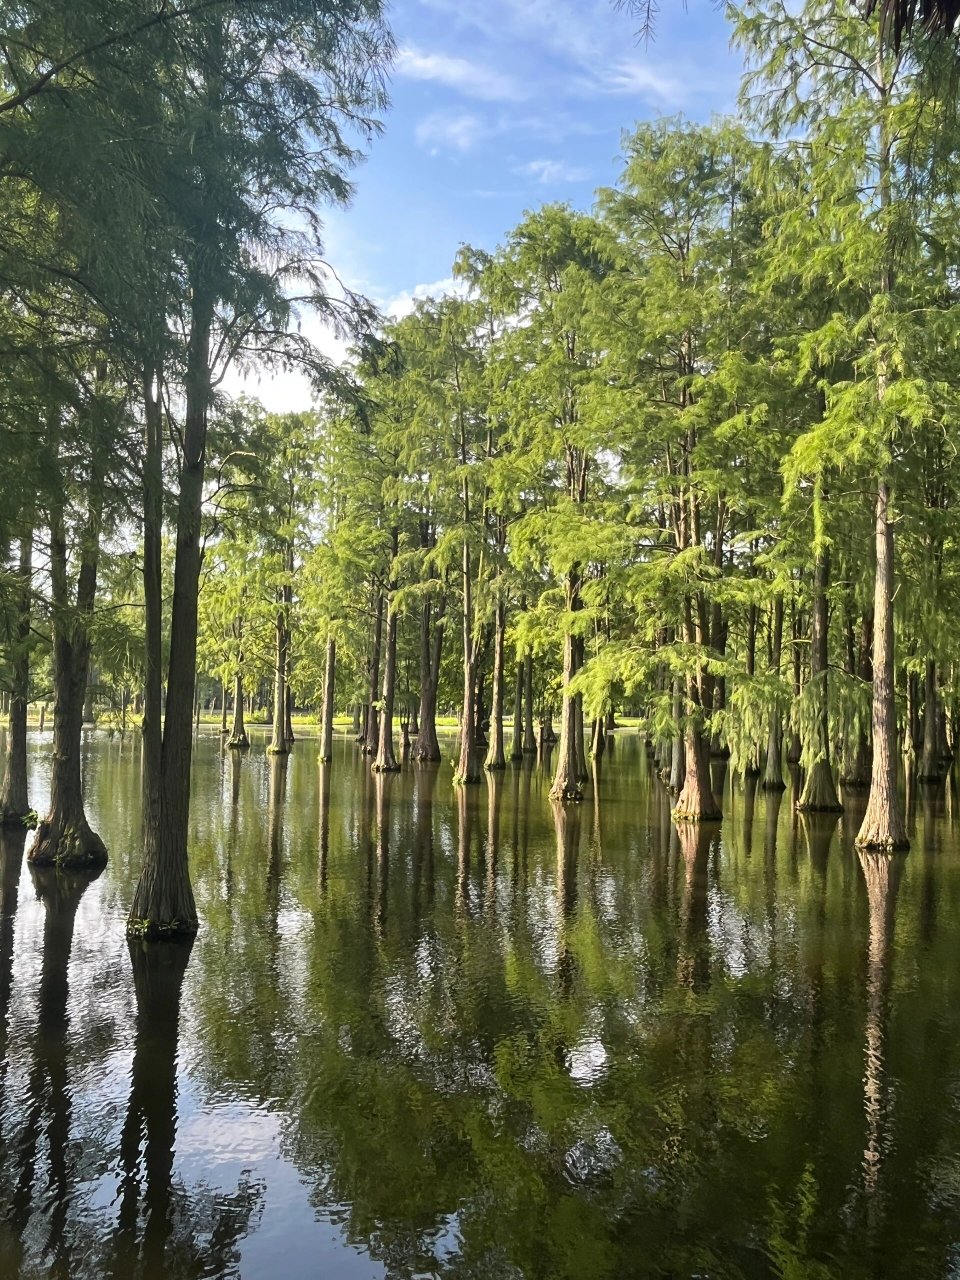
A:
[1,728,959,1278]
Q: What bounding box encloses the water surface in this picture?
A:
[1,729,959,1278]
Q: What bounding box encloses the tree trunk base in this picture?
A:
[30,815,107,869]
[126,915,199,940]
[761,777,787,793]
[372,761,401,774]
[549,782,583,803]
[227,733,250,751]
[267,741,291,756]
[854,820,910,853]
[796,760,842,813]
[484,760,507,772]
[673,802,722,824]
[453,771,482,786]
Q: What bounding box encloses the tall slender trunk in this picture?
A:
[374,536,400,774]
[413,597,442,762]
[228,667,249,750]
[219,678,228,736]
[484,600,507,771]
[763,594,786,792]
[550,572,583,803]
[510,662,524,761]
[798,547,842,813]
[668,677,686,794]
[32,464,106,867]
[918,658,941,783]
[268,589,290,756]
[129,289,214,937]
[857,482,909,849]
[365,586,384,757]
[1,529,33,823]
[455,480,480,784]
[319,635,336,764]
[522,653,537,753]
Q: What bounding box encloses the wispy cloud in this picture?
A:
[517,158,590,184]
[585,58,688,105]
[415,111,486,153]
[396,44,526,102]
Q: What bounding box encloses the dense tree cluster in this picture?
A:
[4,1,960,934]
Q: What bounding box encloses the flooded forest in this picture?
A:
[5,0,960,1276]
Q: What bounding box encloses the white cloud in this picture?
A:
[517,158,590,184]
[384,276,469,321]
[415,111,486,153]
[395,44,525,102]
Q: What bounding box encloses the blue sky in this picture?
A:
[246,0,743,407]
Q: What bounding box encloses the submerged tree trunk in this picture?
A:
[550,570,583,803]
[228,668,249,750]
[268,589,290,756]
[762,594,786,793]
[511,662,524,761]
[413,597,443,763]
[673,715,721,823]
[319,635,336,764]
[857,482,909,850]
[918,658,942,783]
[798,547,842,814]
[373,561,400,774]
[484,600,507,771]
[129,291,213,938]
[32,482,106,868]
[668,678,686,794]
[522,653,537,754]
[1,529,33,824]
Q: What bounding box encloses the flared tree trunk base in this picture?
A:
[266,741,291,756]
[549,781,583,804]
[372,760,401,774]
[453,771,482,786]
[761,775,787,793]
[855,815,910,852]
[227,733,250,751]
[30,813,107,869]
[796,760,843,813]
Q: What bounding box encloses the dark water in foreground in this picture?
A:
[1,731,960,1278]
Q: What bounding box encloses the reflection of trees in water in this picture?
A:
[0,827,25,1105]
[0,866,263,1280]
[318,761,331,894]
[858,849,904,1209]
[4,864,103,1275]
[676,823,711,994]
[107,941,265,1280]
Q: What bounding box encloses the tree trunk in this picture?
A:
[413,597,443,763]
[32,481,106,868]
[522,653,537,753]
[228,669,249,750]
[484,600,507,771]
[669,678,686,794]
[373,585,400,774]
[798,547,842,813]
[673,716,721,823]
[857,482,909,850]
[454,528,481,785]
[590,717,606,760]
[918,658,942,783]
[365,587,384,757]
[1,529,33,824]
[129,291,213,938]
[510,662,524,761]
[550,611,582,804]
[319,635,336,763]
[219,678,228,736]
[762,594,786,793]
[268,591,290,756]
